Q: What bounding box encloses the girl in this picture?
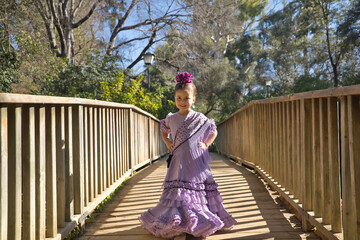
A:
[139,72,237,239]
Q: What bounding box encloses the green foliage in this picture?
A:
[342,73,360,86]
[99,72,164,118]
[293,75,333,93]
[0,50,19,92]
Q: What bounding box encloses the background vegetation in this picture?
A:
[1,0,359,121]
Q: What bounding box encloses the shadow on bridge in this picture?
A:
[77,153,318,240]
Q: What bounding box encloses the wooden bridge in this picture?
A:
[0,85,359,240]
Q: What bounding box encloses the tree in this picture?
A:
[32,0,100,61]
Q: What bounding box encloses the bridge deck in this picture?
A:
[77,153,319,240]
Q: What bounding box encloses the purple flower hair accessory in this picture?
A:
[176,72,193,83]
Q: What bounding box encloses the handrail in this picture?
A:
[0,93,167,240]
[216,84,360,240]
[0,93,159,121]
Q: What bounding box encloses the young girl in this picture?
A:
[139,72,237,239]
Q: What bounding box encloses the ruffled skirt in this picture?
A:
[139,179,237,239]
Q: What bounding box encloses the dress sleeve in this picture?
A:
[208,118,217,135]
[160,113,172,134]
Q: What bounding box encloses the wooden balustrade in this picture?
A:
[0,93,167,240]
[216,85,360,240]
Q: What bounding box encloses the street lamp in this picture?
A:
[144,52,155,89]
[265,79,272,98]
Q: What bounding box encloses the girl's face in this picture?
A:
[175,89,195,111]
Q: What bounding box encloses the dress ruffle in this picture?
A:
[139,180,236,238]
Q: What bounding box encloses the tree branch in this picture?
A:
[127,29,157,69]
[72,1,99,28]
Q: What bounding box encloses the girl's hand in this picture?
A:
[199,141,208,150]
[165,141,173,152]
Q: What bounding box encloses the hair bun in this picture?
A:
[176,72,193,83]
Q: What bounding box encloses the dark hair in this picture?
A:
[175,82,197,96]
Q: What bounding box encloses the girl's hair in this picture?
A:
[175,82,197,96]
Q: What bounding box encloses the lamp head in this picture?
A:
[144,52,155,65]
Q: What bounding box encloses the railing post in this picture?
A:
[56,106,66,227]
[311,99,321,218]
[93,107,99,199]
[319,98,330,224]
[35,107,46,240]
[88,107,94,202]
[65,106,74,221]
[45,106,57,238]
[8,106,22,240]
[128,108,134,174]
[341,95,360,239]
[300,99,313,230]
[22,106,36,240]
[148,117,152,164]
[73,105,84,215]
[0,107,8,240]
[83,106,89,206]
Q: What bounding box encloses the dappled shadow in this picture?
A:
[77,153,318,240]
[186,153,318,240]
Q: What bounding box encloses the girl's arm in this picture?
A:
[200,129,218,149]
[161,132,173,152]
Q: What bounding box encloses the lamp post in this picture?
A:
[144,52,155,89]
[265,79,272,98]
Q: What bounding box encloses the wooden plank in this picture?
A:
[319,98,330,224]
[327,98,341,232]
[296,101,301,201]
[8,106,22,240]
[102,108,106,191]
[88,107,94,202]
[65,106,74,221]
[148,117,151,164]
[270,104,275,176]
[93,108,98,198]
[0,107,8,240]
[347,95,360,238]
[45,106,57,237]
[83,107,89,206]
[56,106,66,227]
[291,101,298,199]
[277,102,281,183]
[110,109,114,184]
[274,103,279,182]
[341,96,357,239]
[23,107,36,240]
[300,99,313,230]
[311,99,321,218]
[116,109,120,177]
[35,107,46,240]
[73,105,84,214]
[286,102,292,195]
[98,108,104,194]
[281,102,287,189]
[106,108,110,188]
[128,109,133,172]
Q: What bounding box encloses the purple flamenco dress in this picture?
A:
[139,110,237,239]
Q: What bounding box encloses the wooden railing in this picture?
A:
[216,85,360,240]
[0,93,167,240]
